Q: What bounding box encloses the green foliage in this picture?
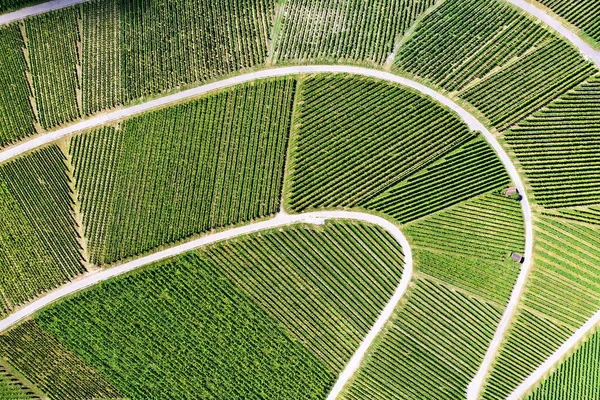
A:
[0,24,35,147]
[536,0,600,43]
[25,8,81,129]
[505,74,600,207]
[482,215,600,399]
[543,205,600,225]
[288,74,474,211]
[0,1,43,13]
[0,362,41,400]
[71,79,295,265]
[0,321,123,400]
[395,0,552,92]
[526,326,600,400]
[341,277,503,399]
[200,220,406,372]
[0,146,84,316]
[365,137,511,223]
[271,0,435,64]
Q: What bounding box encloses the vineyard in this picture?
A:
[0,24,35,146]
[504,74,600,208]
[71,79,294,265]
[0,146,84,317]
[288,74,474,212]
[537,0,600,43]
[0,220,406,399]
[482,215,600,399]
[0,362,41,400]
[270,0,435,65]
[341,277,503,399]
[526,325,600,399]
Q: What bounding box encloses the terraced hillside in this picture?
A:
[0,221,406,399]
[71,79,294,265]
[525,325,600,399]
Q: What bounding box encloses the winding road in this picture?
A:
[0,65,534,398]
[0,210,413,400]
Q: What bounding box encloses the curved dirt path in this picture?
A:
[504,0,600,67]
[508,310,600,399]
[0,0,88,25]
[0,210,413,400]
[0,65,534,398]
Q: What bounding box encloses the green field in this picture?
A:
[71,79,294,265]
[0,362,41,400]
[482,215,600,399]
[271,0,435,64]
[537,0,600,43]
[0,220,405,399]
[526,325,600,399]
[0,146,84,317]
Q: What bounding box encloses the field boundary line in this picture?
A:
[0,66,533,397]
[0,0,88,24]
[504,0,600,67]
[508,310,600,399]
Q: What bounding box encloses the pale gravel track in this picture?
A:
[508,311,600,399]
[0,65,534,398]
[0,0,88,25]
[0,210,413,400]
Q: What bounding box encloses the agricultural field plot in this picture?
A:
[504,74,600,208]
[24,8,81,130]
[341,277,504,399]
[0,220,406,399]
[270,0,435,65]
[525,325,600,400]
[287,74,476,212]
[0,362,42,400]
[71,79,294,265]
[0,24,35,147]
[536,0,600,44]
[0,145,84,317]
[482,215,600,400]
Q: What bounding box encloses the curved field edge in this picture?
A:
[0,212,412,399]
[0,65,534,398]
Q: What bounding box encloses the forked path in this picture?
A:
[0,65,533,398]
[0,210,413,399]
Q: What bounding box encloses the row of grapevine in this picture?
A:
[0,362,41,400]
[461,38,597,130]
[537,0,600,43]
[504,74,600,208]
[0,24,35,146]
[271,0,435,64]
[0,220,405,399]
[70,79,295,265]
[365,137,511,223]
[543,206,600,226]
[405,192,523,303]
[0,145,84,317]
[395,0,552,92]
[0,321,122,400]
[288,74,474,212]
[341,277,503,399]
[482,215,600,399]
[25,8,81,130]
[526,325,600,399]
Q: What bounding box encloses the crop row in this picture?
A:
[0,362,41,400]
[537,0,600,43]
[0,146,84,317]
[288,74,473,211]
[70,79,295,265]
[405,191,523,303]
[271,0,435,64]
[25,8,81,130]
[365,137,511,223]
[504,74,600,208]
[526,325,600,399]
[0,220,404,399]
[395,0,552,92]
[342,277,503,399]
[543,206,600,226]
[482,215,600,399]
[0,24,35,146]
